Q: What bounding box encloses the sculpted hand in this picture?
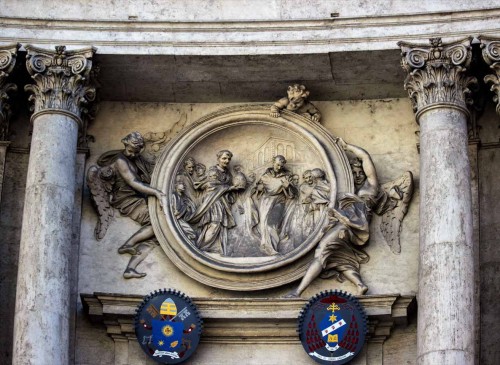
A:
[311,114,320,123]
[156,191,167,211]
[270,111,281,118]
[335,137,348,151]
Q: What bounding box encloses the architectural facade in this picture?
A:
[1,1,500,364]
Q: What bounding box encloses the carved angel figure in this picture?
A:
[87,132,166,279]
[286,138,413,297]
[270,84,322,123]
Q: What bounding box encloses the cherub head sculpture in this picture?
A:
[286,84,310,109]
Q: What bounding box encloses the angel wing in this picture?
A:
[376,171,414,254]
[86,165,115,240]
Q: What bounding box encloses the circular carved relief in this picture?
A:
[150,105,353,290]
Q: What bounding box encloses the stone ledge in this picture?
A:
[81,292,416,344]
[2,8,499,55]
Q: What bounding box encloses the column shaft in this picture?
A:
[418,108,475,364]
[13,113,78,365]
[399,37,477,365]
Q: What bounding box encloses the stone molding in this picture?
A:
[24,45,97,132]
[0,43,19,141]
[480,36,500,116]
[398,37,477,121]
[1,8,499,55]
[81,292,415,344]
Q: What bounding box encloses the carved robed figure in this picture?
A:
[287,138,413,296]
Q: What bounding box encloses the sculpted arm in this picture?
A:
[337,138,378,187]
[115,157,165,199]
[270,97,290,117]
[306,103,321,123]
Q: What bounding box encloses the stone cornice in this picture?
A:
[480,36,500,116]
[0,43,19,141]
[1,7,500,55]
[81,292,416,344]
[398,37,477,121]
[24,45,97,132]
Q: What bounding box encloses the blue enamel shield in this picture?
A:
[152,320,184,351]
[318,310,348,347]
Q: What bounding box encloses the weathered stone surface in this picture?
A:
[0,43,19,141]
[0,142,9,202]
[0,150,28,364]
[78,99,419,298]
[13,114,79,365]
[478,147,500,365]
[1,2,498,56]
[418,109,475,364]
[81,293,415,365]
[399,37,477,364]
[480,36,500,117]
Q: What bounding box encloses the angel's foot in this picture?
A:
[123,268,147,279]
[356,283,368,295]
[118,245,141,255]
[283,290,300,299]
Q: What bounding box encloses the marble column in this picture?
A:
[398,38,477,365]
[13,45,96,365]
[480,36,500,117]
[0,44,19,205]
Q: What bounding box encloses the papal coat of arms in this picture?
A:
[135,289,202,364]
[298,290,367,364]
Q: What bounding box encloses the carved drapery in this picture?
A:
[0,44,19,141]
[398,37,477,120]
[480,36,500,116]
[24,45,97,138]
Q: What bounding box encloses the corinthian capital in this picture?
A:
[24,45,97,130]
[0,44,20,141]
[480,36,500,116]
[398,37,477,120]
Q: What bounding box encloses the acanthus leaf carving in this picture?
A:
[24,45,97,133]
[480,36,500,117]
[398,37,477,120]
[0,44,20,141]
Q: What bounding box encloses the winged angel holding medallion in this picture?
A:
[287,137,414,296]
[86,116,186,279]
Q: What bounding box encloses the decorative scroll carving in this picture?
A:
[480,36,500,116]
[24,45,97,130]
[398,38,477,119]
[78,65,100,148]
[270,84,321,123]
[286,138,414,297]
[0,44,19,141]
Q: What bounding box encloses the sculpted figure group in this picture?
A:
[171,152,331,257]
[88,130,412,295]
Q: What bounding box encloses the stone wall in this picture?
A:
[73,98,420,364]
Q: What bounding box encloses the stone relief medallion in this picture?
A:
[135,289,202,364]
[150,105,353,290]
[298,290,367,365]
